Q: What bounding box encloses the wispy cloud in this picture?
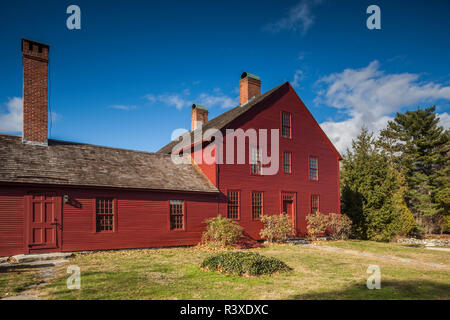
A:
[0,97,22,132]
[146,90,238,110]
[438,112,450,128]
[316,61,450,152]
[292,70,304,89]
[197,93,237,109]
[263,0,323,35]
[110,104,137,111]
[0,97,61,133]
[146,94,192,110]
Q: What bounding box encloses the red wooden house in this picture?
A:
[0,39,341,257]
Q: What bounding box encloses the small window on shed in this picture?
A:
[96,198,114,232]
[170,200,184,230]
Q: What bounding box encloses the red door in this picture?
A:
[282,192,297,236]
[26,194,61,253]
[282,200,293,220]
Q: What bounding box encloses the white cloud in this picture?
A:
[0,97,61,134]
[316,61,450,153]
[146,94,192,110]
[263,0,322,35]
[438,112,450,129]
[197,93,238,109]
[110,105,137,111]
[292,70,304,89]
[146,90,238,110]
[0,97,22,132]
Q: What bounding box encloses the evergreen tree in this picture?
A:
[379,106,449,233]
[341,128,415,241]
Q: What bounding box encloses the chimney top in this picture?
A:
[240,72,260,81]
[21,38,49,62]
[192,104,208,111]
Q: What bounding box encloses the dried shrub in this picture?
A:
[259,214,295,243]
[306,212,329,240]
[201,214,243,248]
[328,213,352,240]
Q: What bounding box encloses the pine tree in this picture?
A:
[341,128,414,241]
[379,106,449,233]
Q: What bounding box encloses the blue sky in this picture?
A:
[0,0,449,152]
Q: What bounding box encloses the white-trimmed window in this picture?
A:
[170,200,184,230]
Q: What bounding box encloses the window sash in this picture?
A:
[282,112,291,138]
[227,191,240,219]
[309,157,318,180]
[250,147,262,175]
[96,198,114,232]
[283,152,292,173]
[311,195,319,215]
[252,192,263,219]
[170,200,184,230]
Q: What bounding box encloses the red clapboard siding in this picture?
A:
[0,185,218,256]
[217,85,340,238]
[0,189,25,256]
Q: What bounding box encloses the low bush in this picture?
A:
[259,214,295,243]
[201,214,243,248]
[306,212,329,240]
[328,213,352,240]
[200,251,291,276]
[306,212,352,240]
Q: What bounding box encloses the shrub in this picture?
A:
[201,214,243,248]
[259,214,295,243]
[328,213,352,240]
[200,251,291,276]
[306,212,329,240]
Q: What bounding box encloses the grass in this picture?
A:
[0,269,41,298]
[318,240,450,265]
[0,241,449,300]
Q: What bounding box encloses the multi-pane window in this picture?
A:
[96,198,114,232]
[309,156,318,180]
[283,152,292,173]
[170,200,184,230]
[227,191,240,219]
[252,192,263,219]
[250,147,262,175]
[282,112,292,138]
[311,195,319,215]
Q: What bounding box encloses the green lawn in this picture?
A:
[317,240,450,265]
[1,242,449,300]
[0,269,41,298]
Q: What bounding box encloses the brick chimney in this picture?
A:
[239,72,261,105]
[191,104,208,130]
[22,38,49,146]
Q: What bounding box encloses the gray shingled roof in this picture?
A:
[157,82,288,154]
[0,134,218,193]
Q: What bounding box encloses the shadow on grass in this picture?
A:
[290,280,450,300]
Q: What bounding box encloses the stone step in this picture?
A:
[286,238,311,245]
[0,259,70,271]
[8,252,73,264]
